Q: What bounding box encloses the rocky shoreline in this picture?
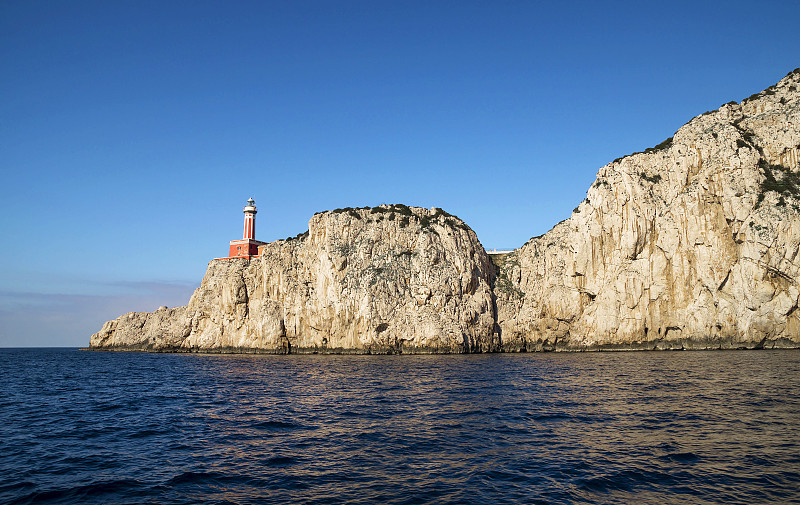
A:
[91,69,800,353]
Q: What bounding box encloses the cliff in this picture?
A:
[496,68,800,350]
[91,205,498,353]
[91,69,800,353]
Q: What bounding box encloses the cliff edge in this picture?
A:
[496,68,800,350]
[91,205,498,353]
[91,69,800,352]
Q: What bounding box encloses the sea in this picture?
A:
[1,348,799,505]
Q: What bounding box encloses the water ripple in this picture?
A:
[1,349,799,504]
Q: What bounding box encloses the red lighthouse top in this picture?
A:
[227,197,266,259]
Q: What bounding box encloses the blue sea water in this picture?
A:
[1,348,799,504]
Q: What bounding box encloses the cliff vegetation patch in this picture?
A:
[612,137,674,164]
[317,204,472,234]
[755,159,800,208]
[639,172,662,184]
[732,122,762,154]
[490,253,524,299]
[285,230,310,242]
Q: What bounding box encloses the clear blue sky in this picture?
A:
[1,0,798,346]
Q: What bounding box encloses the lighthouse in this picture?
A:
[228,198,267,259]
[243,197,256,240]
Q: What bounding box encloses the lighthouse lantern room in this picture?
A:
[228,198,267,259]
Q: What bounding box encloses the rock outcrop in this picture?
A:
[495,68,800,350]
[91,69,800,353]
[91,205,498,353]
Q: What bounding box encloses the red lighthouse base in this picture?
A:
[228,239,266,259]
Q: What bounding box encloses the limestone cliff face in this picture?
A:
[495,69,800,350]
[92,70,800,353]
[91,205,498,353]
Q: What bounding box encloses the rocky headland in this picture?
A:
[92,205,498,353]
[91,69,800,352]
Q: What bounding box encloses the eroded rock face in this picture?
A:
[90,205,498,353]
[495,69,800,350]
[91,69,800,353]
